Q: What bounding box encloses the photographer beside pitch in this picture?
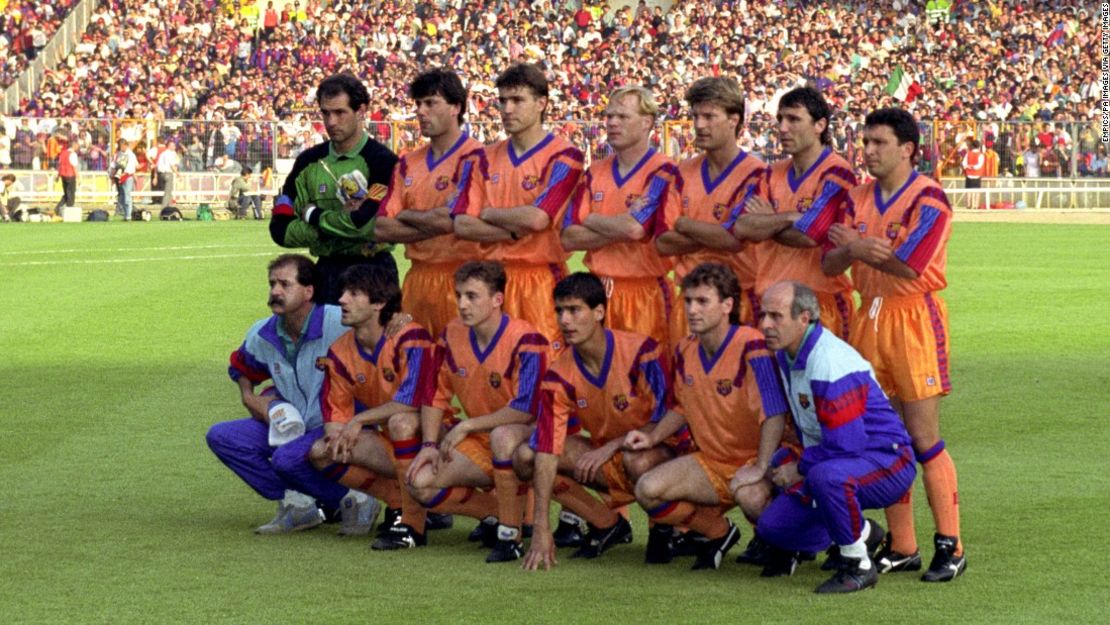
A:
[206,255,376,535]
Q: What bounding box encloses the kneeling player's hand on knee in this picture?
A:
[770,462,802,489]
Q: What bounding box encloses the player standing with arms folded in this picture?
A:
[561,86,680,348]
[823,107,965,582]
[450,63,584,344]
[270,73,399,303]
[375,69,485,338]
[732,86,858,340]
[656,78,766,334]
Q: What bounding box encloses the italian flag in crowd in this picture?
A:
[886,66,923,103]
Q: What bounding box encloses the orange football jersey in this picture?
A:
[754,148,858,295]
[320,322,436,424]
[671,325,788,465]
[381,133,485,264]
[449,133,583,265]
[532,329,670,455]
[427,315,550,419]
[846,171,952,299]
[563,149,679,278]
[667,151,766,287]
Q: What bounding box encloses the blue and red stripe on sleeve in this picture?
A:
[534,149,584,218]
[562,170,593,229]
[895,187,951,275]
[228,345,270,384]
[448,148,488,218]
[794,170,854,242]
[530,369,577,454]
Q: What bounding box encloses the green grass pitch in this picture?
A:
[0,220,1106,624]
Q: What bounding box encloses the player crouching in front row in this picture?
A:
[517,273,681,570]
[309,263,438,549]
[626,263,790,570]
[407,261,548,563]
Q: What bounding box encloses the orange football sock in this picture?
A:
[391,437,426,535]
[327,463,403,510]
[646,501,730,540]
[922,449,962,555]
[425,487,497,521]
[493,463,526,537]
[552,477,618,528]
[884,489,918,555]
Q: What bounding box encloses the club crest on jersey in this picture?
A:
[885,223,901,240]
[457,367,467,378]
[315,357,329,371]
[857,223,867,234]
[435,175,451,191]
[382,368,396,383]
[798,393,810,409]
[593,191,604,202]
[684,374,694,386]
[577,398,588,409]
[403,176,414,187]
[273,363,282,374]
[489,372,502,389]
[356,373,367,384]
[318,183,328,194]
[712,202,728,221]
[716,379,733,396]
[491,173,501,184]
[551,340,562,351]
[521,175,540,191]
[797,197,813,213]
[926,376,936,386]
[612,394,630,411]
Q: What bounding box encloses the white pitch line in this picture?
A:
[1,252,278,267]
[0,243,278,256]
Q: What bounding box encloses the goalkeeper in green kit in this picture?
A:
[270,73,400,303]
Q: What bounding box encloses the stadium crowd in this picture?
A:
[0,0,1103,178]
[0,0,81,88]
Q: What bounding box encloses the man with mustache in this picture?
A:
[206,255,377,535]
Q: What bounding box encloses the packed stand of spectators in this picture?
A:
[0,0,81,88]
[2,0,1102,178]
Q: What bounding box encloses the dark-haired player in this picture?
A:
[824,107,965,583]
[376,69,485,337]
[625,263,788,570]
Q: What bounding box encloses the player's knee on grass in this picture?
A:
[622,448,668,482]
[512,442,535,481]
[633,469,668,506]
[407,478,441,507]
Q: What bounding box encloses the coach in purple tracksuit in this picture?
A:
[748,281,915,594]
[205,254,365,534]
